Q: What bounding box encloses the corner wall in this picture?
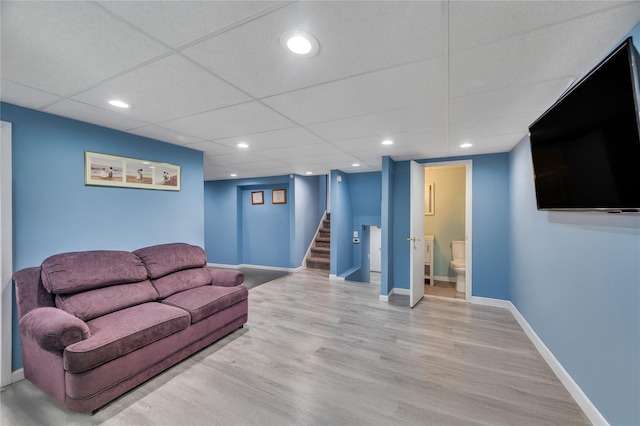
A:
[509,136,639,425]
[2,102,205,371]
[205,174,325,269]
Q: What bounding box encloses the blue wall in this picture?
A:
[205,174,325,268]
[381,157,395,296]
[242,185,290,267]
[329,170,353,275]
[510,136,639,425]
[2,102,205,370]
[388,154,510,301]
[344,172,382,282]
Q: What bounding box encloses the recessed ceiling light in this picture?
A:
[237,143,249,149]
[352,163,360,167]
[230,173,237,177]
[108,99,130,109]
[460,143,473,148]
[280,30,319,58]
[305,171,313,175]
[382,139,394,145]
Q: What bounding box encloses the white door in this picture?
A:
[370,226,381,272]
[409,161,425,308]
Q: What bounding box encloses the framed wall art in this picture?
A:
[251,191,264,205]
[424,182,434,215]
[85,151,180,191]
[272,189,286,204]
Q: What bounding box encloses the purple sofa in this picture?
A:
[13,243,247,413]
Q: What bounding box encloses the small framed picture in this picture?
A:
[252,191,264,205]
[425,182,434,215]
[272,189,287,204]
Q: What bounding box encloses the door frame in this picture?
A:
[422,159,473,299]
[1,121,13,386]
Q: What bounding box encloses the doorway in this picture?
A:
[369,226,381,273]
[420,160,472,300]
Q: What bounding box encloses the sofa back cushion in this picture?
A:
[134,243,207,279]
[41,251,147,295]
[150,268,212,299]
[55,280,159,321]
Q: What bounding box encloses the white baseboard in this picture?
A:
[379,287,409,301]
[434,275,456,283]
[11,368,23,383]
[471,297,608,426]
[329,274,344,281]
[207,263,300,273]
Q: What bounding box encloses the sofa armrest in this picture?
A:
[208,269,244,287]
[19,307,90,352]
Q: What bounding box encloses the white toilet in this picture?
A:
[450,240,466,293]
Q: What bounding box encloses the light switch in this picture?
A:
[353,231,358,238]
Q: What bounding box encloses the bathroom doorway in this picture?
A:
[420,160,472,300]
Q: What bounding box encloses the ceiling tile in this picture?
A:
[0,79,60,109]
[0,1,168,96]
[43,99,150,132]
[449,3,640,98]
[262,58,445,125]
[72,54,251,123]
[449,79,569,125]
[448,113,538,144]
[213,127,326,151]
[182,1,444,98]
[335,128,447,154]
[127,124,208,146]
[449,1,624,52]
[98,1,281,48]
[160,101,295,140]
[256,143,344,161]
[307,103,445,142]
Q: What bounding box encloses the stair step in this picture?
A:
[315,240,330,248]
[307,256,330,271]
[323,220,331,228]
[319,230,330,238]
[311,246,330,258]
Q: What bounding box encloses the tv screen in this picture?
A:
[529,37,640,212]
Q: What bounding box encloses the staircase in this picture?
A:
[306,213,330,271]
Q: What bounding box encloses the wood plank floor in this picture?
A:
[0,269,590,425]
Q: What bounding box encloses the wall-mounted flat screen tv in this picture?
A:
[529,37,640,212]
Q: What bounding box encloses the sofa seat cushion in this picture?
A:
[151,267,212,299]
[64,302,190,373]
[134,243,207,279]
[55,280,159,321]
[41,251,147,294]
[162,285,248,324]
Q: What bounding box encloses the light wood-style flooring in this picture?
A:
[1,269,589,425]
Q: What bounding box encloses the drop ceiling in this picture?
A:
[1,1,639,180]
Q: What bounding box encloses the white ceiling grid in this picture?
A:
[1,1,639,180]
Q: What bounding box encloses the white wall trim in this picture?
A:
[329,274,345,281]
[393,288,410,296]
[434,275,456,283]
[471,296,609,426]
[379,289,392,302]
[207,263,300,273]
[1,121,13,387]
[11,368,23,383]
